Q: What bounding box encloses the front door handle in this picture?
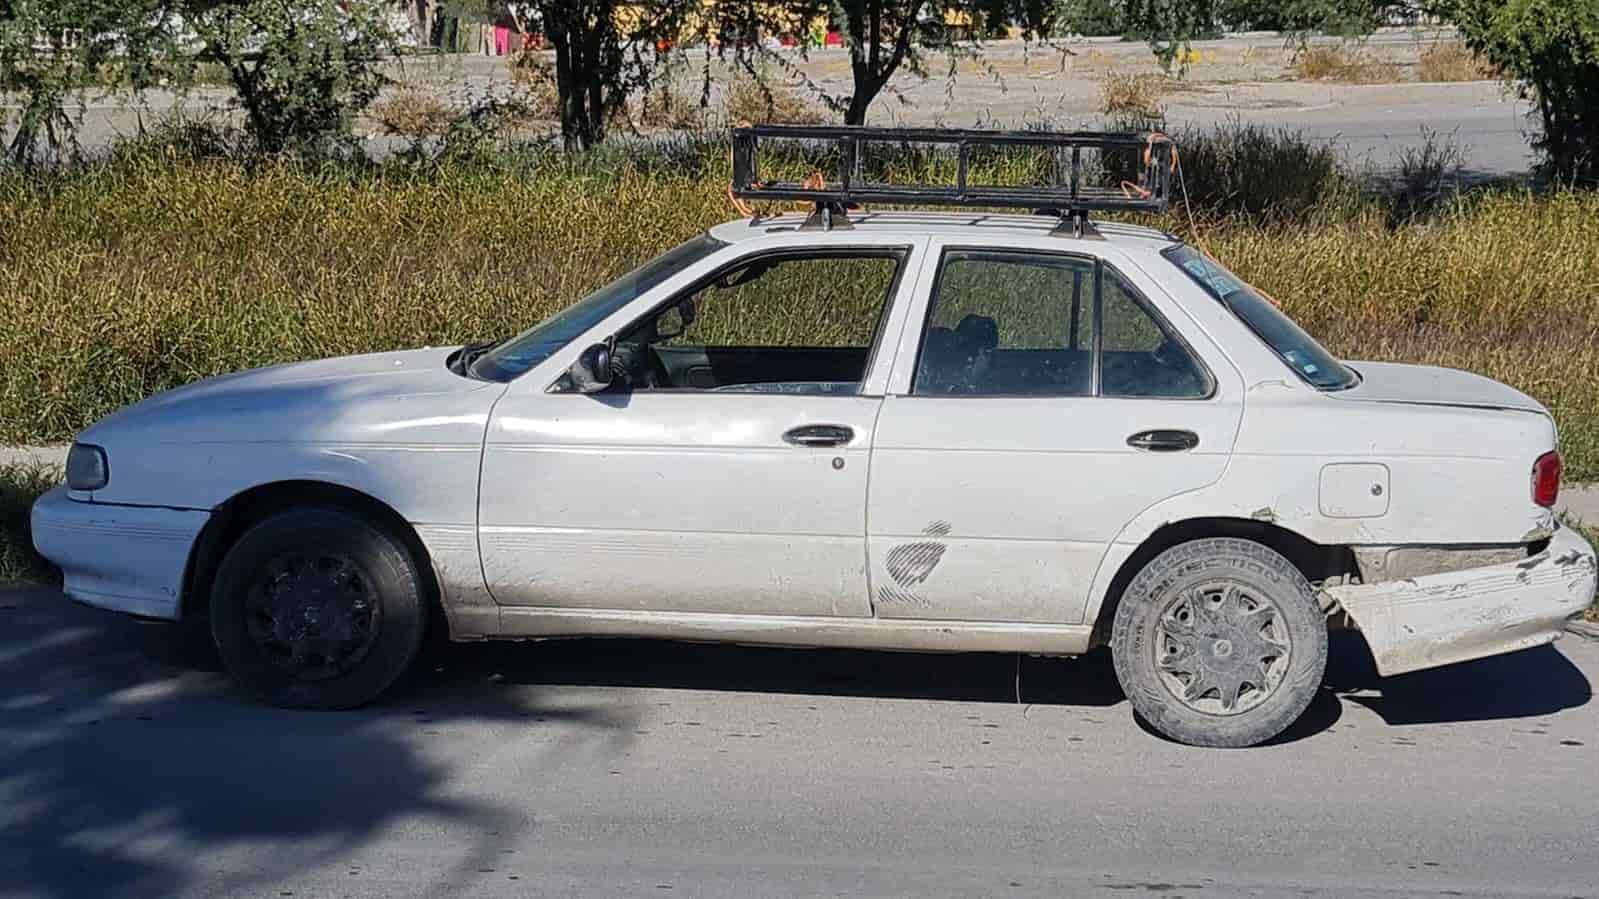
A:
[784,424,855,448]
[1127,429,1199,453]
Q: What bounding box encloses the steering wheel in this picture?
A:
[644,344,674,388]
[607,341,658,390]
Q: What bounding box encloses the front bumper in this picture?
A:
[31,487,210,621]
[1327,524,1598,677]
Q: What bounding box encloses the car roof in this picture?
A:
[707,211,1182,250]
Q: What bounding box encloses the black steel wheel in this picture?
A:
[211,506,426,709]
[242,551,383,682]
[1111,538,1327,748]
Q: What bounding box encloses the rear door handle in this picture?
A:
[1127,429,1199,453]
[784,424,855,448]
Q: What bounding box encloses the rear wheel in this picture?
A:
[1111,538,1327,747]
[210,507,427,709]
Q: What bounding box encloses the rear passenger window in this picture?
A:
[1100,270,1209,398]
[912,249,1209,399]
[913,251,1096,396]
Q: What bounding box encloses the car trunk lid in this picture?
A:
[1331,361,1547,415]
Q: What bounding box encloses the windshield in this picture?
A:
[1163,245,1358,391]
[468,233,727,381]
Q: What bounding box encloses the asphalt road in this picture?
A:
[1167,83,1535,178]
[2,585,1596,898]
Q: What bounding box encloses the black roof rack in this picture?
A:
[730,124,1174,235]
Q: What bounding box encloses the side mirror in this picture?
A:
[569,342,613,394]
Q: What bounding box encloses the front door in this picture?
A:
[866,242,1243,623]
[480,242,922,618]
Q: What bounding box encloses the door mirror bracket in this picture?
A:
[569,341,614,394]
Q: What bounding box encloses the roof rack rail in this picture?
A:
[730,125,1174,234]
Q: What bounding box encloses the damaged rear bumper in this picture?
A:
[1325,524,1598,677]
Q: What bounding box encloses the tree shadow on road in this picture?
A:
[0,588,635,899]
[1326,631,1593,726]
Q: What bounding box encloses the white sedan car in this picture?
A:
[33,210,1597,747]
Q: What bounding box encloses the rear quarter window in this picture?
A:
[1163,245,1358,391]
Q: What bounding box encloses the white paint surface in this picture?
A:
[22,212,1599,673]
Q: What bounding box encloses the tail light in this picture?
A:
[1532,451,1562,508]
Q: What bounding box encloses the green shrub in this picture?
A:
[1443,0,1599,184]
[1566,519,1599,621]
[0,463,61,585]
[1171,121,1351,222]
[184,0,396,157]
[0,0,181,166]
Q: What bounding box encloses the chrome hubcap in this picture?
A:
[1154,583,1292,716]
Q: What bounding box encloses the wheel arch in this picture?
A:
[1087,517,1354,647]
[180,479,447,635]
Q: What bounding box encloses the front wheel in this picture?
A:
[1111,538,1327,748]
[210,507,427,709]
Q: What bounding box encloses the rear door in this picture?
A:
[865,238,1244,623]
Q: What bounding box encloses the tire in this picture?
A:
[210,506,427,709]
[1111,538,1327,748]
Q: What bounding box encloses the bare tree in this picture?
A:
[513,1,692,149]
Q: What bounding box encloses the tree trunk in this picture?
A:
[844,90,874,125]
[421,1,438,49]
[543,5,608,151]
[403,1,436,48]
[840,1,921,127]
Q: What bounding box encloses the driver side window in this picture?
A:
[613,250,904,394]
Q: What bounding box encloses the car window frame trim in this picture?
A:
[546,244,916,398]
[905,245,1218,401]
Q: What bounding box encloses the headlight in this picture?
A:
[65,443,109,491]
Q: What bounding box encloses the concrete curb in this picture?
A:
[1568,620,1599,642]
[1,445,68,470]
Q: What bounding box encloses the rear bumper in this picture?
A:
[30,487,209,621]
[1328,524,1598,677]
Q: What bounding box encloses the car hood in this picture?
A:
[80,346,496,444]
[1333,361,1547,415]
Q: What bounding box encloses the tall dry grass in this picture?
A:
[725,76,826,126]
[1099,72,1167,121]
[1416,41,1496,83]
[2,132,1597,479]
[1292,44,1401,84]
